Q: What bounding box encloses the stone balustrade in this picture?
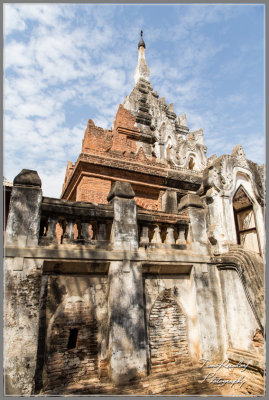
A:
[139,223,188,246]
[38,197,114,246]
[38,197,190,249]
[137,210,189,248]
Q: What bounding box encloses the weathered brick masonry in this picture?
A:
[45,297,98,390]
[149,289,191,372]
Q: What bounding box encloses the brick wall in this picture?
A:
[113,104,139,132]
[75,175,162,210]
[82,106,139,157]
[82,119,113,153]
[109,130,138,155]
[76,177,112,204]
[45,297,98,390]
[133,184,160,211]
[61,99,184,210]
[62,162,75,194]
[149,289,191,372]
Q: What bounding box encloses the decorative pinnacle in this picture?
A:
[138,30,146,49]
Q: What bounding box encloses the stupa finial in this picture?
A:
[138,30,146,49]
[134,30,150,84]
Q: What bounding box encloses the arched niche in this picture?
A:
[148,289,192,372]
[185,152,198,171]
[44,296,98,390]
[188,157,195,170]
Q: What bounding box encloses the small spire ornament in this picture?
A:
[138,30,146,49]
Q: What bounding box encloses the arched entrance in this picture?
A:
[233,185,260,253]
[149,289,191,372]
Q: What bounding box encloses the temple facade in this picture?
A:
[4,33,265,395]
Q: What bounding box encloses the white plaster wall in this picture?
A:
[207,190,230,253]
[191,265,227,361]
[222,194,237,244]
[219,269,259,352]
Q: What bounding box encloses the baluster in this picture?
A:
[63,219,75,243]
[46,216,58,244]
[97,223,106,240]
[176,225,187,245]
[81,221,90,240]
[75,220,81,240]
[165,225,176,244]
[140,225,150,245]
[151,224,162,244]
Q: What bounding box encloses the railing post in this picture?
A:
[96,223,106,241]
[161,189,178,213]
[178,194,208,254]
[4,169,43,395]
[107,181,147,384]
[5,169,42,247]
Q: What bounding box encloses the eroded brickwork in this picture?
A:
[113,104,139,132]
[149,289,191,372]
[82,119,113,154]
[81,106,140,158]
[45,298,98,390]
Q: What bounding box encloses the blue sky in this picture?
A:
[4,4,265,197]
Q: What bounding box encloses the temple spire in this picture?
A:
[134,30,150,84]
[138,30,146,49]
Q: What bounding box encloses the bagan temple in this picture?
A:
[4,31,265,396]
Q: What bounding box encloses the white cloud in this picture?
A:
[4,5,26,35]
[3,4,264,198]
[16,4,65,27]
